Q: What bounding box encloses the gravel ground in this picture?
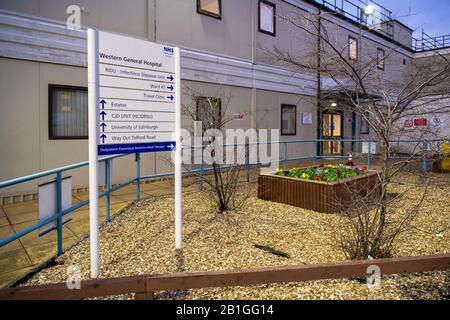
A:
[24,171,450,300]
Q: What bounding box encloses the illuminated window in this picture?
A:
[259,0,276,36]
[281,105,296,136]
[49,85,88,139]
[349,36,358,60]
[377,48,385,70]
[197,0,221,19]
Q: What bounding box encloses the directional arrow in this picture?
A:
[100,123,107,132]
[99,99,106,109]
[100,134,107,144]
[100,111,107,121]
[167,85,174,91]
[168,143,175,150]
[167,95,174,101]
[167,75,174,82]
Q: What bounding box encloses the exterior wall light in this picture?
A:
[364,4,375,16]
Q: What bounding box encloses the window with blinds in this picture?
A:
[281,104,296,136]
[49,85,88,139]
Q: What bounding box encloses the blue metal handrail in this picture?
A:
[0,138,446,256]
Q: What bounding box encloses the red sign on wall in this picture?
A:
[413,118,428,127]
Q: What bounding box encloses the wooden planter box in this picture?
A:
[257,170,381,214]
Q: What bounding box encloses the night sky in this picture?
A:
[376,0,450,38]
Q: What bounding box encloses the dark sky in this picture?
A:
[375,0,450,38]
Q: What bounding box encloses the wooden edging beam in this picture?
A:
[0,254,449,300]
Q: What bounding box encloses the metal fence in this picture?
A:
[413,31,450,52]
[0,138,447,257]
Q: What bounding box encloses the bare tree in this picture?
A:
[266,7,450,258]
[180,86,256,213]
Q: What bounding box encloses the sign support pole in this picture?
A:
[174,47,182,251]
[87,28,100,278]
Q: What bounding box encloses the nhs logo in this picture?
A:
[164,46,174,57]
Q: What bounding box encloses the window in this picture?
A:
[281,105,296,136]
[197,0,221,19]
[377,48,385,70]
[259,0,276,36]
[348,36,358,60]
[360,114,370,134]
[49,85,88,139]
[196,97,222,131]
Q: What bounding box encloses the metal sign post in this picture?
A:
[87,29,182,278]
[174,47,182,251]
[87,29,100,278]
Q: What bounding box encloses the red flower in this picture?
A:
[315,176,321,181]
[360,166,367,171]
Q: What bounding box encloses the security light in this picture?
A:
[364,4,375,16]
[331,102,338,107]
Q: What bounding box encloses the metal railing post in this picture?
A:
[105,159,111,224]
[135,153,141,201]
[422,141,429,173]
[246,141,250,183]
[283,142,288,170]
[200,146,204,192]
[313,140,318,165]
[56,171,63,256]
[367,141,372,170]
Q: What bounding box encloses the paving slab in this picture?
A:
[0,248,32,276]
[17,224,76,247]
[3,203,38,216]
[73,193,125,207]
[0,266,33,288]
[0,238,23,255]
[26,236,78,265]
[6,211,38,225]
[0,216,9,228]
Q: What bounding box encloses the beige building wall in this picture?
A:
[156,0,254,60]
[0,0,150,38]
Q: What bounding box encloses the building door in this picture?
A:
[322,113,343,155]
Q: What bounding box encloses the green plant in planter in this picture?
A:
[276,165,366,182]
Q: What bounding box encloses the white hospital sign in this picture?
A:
[88,30,182,278]
[96,31,178,155]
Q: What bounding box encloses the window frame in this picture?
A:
[195,96,222,131]
[197,0,222,20]
[281,104,297,136]
[360,113,370,135]
[348,36,359,61]
[258,0,276,37]
[377,48,385,70]
[48,84,88,140]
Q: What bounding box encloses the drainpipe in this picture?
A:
[351,111,356,152]
[316,7,323,157]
